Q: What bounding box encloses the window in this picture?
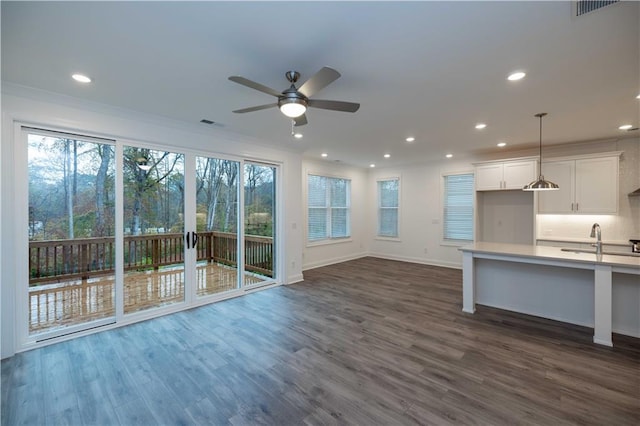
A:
[443,173,474,242]
[308,174,350,241]
[377,178,399,237]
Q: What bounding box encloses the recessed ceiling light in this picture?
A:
[475,123,487,130]
[445,154,453,158]
[636,94,640,99]
[321,153,328,158]
[619,124,633,130]
[72,73,92,83]
[497,142,507,147]
[384,154,391,158]
[293,133,303,139]
[405,137,415,143]
[507,71,526,81]
[370,164,376,168]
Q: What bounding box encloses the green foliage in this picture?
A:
[29,138,277,242]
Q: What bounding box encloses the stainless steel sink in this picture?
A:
[560,248,640,257]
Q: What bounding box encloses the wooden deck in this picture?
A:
[29,263,266,333]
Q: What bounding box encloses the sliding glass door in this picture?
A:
[23,127,279,343]
[243,162,276,286]
[122,146,185,314]
[194,156,240,296]
[27,130,116,335]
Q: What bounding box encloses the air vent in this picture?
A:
[199,119,224,127]
[576,0,619,16]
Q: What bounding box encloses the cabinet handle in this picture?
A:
[576,203,579,211]
[571,202,574,211]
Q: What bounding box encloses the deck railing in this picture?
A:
[29,231,273,285]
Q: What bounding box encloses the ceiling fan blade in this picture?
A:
[308,99,360,113]
[294,114,308,126]
[232,103,277,113]
[297,67,341,97]
[228,76,282,97]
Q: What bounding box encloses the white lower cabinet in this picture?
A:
[538,155,619,214]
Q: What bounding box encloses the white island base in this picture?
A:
[460,243,640,347]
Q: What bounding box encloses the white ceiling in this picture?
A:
[2,1,639,168]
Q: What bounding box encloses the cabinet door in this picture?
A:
[476,163,503,190]
[575,157,618,214]
[538,161,574,213]
[503,160,536,189]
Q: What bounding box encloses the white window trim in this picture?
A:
[441,170,475,246]
[305,172,352,244]
[376,176,401,240]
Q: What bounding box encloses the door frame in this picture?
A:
[14,124,283,352]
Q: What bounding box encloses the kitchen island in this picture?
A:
[459,242,640,347]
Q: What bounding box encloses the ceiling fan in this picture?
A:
[228,67,360,126]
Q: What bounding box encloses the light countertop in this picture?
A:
[536,237,634,246]
[459,242,640,269]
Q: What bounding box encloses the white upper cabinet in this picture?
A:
[538,155,619,214]
[475,160,537,191]
[537,161,575,213]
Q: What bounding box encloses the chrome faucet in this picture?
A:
[590,223,602,255]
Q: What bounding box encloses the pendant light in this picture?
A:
[523,112,559,191]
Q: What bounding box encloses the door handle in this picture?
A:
[185,232,198,249]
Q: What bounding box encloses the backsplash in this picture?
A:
[537,214,634,244]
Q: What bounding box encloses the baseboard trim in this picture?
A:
[366,252,462,270]
[286,273,304,284]
[302,252,368,271]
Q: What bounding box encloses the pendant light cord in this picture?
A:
[538,114,543,176]
[535,112,547,177]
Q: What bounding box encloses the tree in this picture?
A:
[94,143,112,237]
[64,139,76,239]
[222,161,238,232]
[123,148,182,235]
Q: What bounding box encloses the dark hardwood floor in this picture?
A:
[3,257,639,425]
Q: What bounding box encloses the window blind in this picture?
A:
[378,179,399,237]
[308,175,350,241]
[443,173,474,241]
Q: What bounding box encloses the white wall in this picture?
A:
[301,137,640,272]
[301,158,475,271]
[477,191,534,245]
[1,85,304,358]
[301,159,369,269]
[367,161,474,269]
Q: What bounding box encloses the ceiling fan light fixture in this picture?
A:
[279,98,307,118]
[523,112,559,191]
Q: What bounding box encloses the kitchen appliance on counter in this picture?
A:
[630,239,640,253]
